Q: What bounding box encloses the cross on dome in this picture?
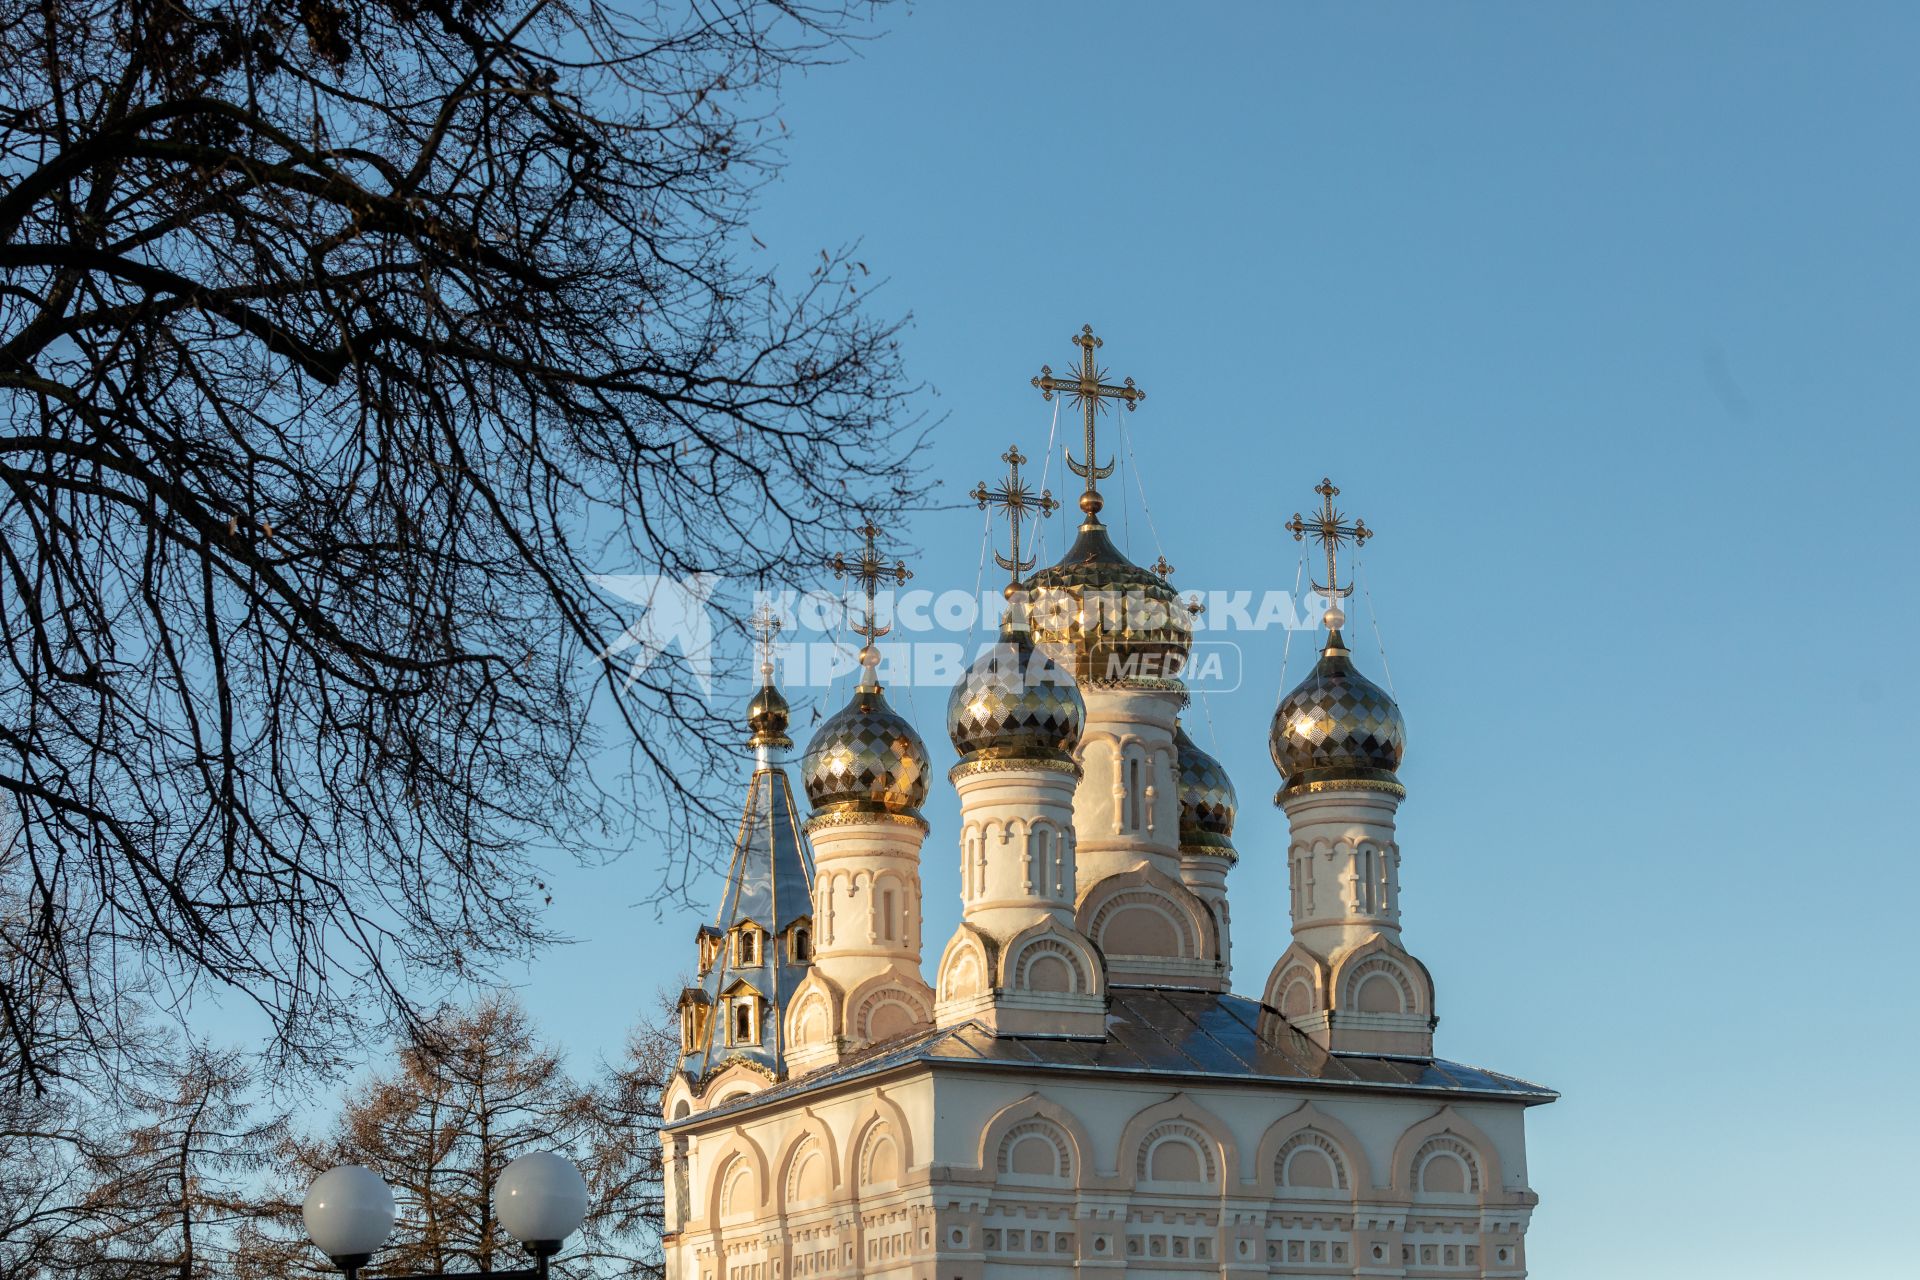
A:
[827,521,911,686]
[1285,477,1373,629]
[750,602,782,680]
[1031,324,1145,518]
[971,443,1057,592]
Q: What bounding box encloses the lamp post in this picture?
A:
[304,1152,589,1280]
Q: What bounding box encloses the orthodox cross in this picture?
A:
[1150,554,1175,579]
[1031,324,1145,516]
[1285,477,1373,604]
[750,602,782,681]
[971,444,1057,586]
[828,522,911,678]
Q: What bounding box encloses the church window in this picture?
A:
[1033,828,1050,895]
[880,889,897,940]
[790,926,811,962]
[731,998,758,1045]
[736,929,758,966]
[1127,758,1143,831]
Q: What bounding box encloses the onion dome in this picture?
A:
[947,602,1085,767]
[1270,622,1405,800]
[746,680,792,749]
[1174,724,1237,854]
[802,677,930,819]
[1024,518,1193,688]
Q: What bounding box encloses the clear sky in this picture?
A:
[262,5,1920,1278]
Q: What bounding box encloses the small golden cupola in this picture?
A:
[948,445,1085,768]
[745,606,793,751]
[1269,478,1406,800]
[1174,724,1238,855]
[800,523,931,819]
[1022,326,1193,688]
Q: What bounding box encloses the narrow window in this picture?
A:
[1034,829,1051,896]
[792,927,811,962]
[733,1000,755,1044]
[881,889,897,940]
[1128,758,1143,831]
[740,930,758,965]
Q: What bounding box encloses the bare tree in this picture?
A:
[569,996,678,1280]
[252,995,667,1280]
[0,0,925,1092]
[38,1046,288,1280]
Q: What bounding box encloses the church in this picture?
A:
[660,327,1555,1280]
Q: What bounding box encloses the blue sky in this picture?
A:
[248,5,1920,1278]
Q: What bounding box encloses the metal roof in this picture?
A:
[668,986,1555,1130]
[675,764,816,1083]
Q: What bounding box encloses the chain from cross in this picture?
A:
[1031,324,1145,516]
[1285,477,1373,602]
[828,522,912,643]
[971,444,1058,588]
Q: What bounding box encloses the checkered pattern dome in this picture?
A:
[1269,630,1405,796]
[1174,725,1237,850]
[801,682,930,817]
[947,624,1084,765]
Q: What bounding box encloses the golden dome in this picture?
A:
[746,680,792,749]
[1024,518,1193,688]
[947,612,1084,767]
[801,681,930,818]
[1270,629,1405,800]
[1174,725,1237,854]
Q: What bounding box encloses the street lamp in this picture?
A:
[304,1152,588,1280]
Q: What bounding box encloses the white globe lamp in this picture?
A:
[303,1165,395,1268]
[496,1151,589,1256]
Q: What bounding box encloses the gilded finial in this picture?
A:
[972,443,1058,599]
[828,521,911,688]
[1031,324,1145,521]
[1284,477,1372,632]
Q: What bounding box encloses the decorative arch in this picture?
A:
[869,868,911,946]
[1262,943,1329,1019]
[935,924,997,1004]
[844,969,932,1045]
[661,1074,698,1123]
[698,1059,775,1105]
[1116,1093,1238,1187]
[974,1093,1095,1186]
[842,1092,916,1192]
[997,918,1103,998]
[783,970,844,1049]
[702,1133,771,1224]
[1076,865,1216,965]
[1388,1107,1505,1200]
[1413,1135,1480,1195]
[774,1114,842,1209]
[859,1127,903,1189]
[1137,1121,1217,1185]
[1254,1103,1372,1195]
[1330,933,1433,1018]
